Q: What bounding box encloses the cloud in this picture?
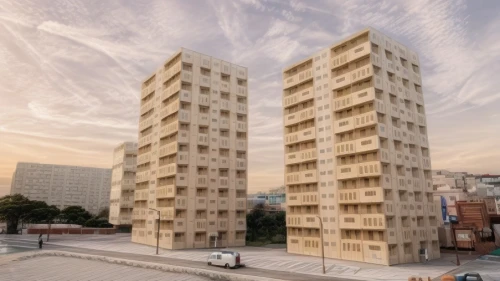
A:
[0,0,499,194]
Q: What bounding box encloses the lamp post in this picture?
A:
[316,215,326,274]
[149,208,160,255]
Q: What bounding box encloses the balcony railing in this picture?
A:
[283,86,314,108]
[283,68,312,89]
[284,127,315,145]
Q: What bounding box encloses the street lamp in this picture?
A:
[149,208,160,255]
[316,215,326,274]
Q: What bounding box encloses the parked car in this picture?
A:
[207,251,244,269]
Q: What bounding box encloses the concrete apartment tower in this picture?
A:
[109,142,138,232]
[132,48,248,249]
[282,28,439,265]
[11,162,111,214]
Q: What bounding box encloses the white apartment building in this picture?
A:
[109,142,138,230]
[11,162,111,214]
[131,48,248,249]
[282,28,439,265]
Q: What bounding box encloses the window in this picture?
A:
[216,254,222,260]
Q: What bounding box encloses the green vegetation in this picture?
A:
[0,194,112,235]
[246,204,286,246]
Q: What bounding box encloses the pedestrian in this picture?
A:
[38,234,43,249]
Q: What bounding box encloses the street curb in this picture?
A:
[15,250,285,281]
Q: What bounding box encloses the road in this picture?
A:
[0,236,358,281]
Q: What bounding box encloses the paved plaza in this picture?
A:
[0,234,480,281]
[0,256,210,281]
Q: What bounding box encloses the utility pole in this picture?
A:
[316,215,326,274]
[451,226,460,266]
[149,208,160,255]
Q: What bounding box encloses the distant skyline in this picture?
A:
[1,0,500,196]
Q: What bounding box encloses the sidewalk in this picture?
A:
[1,234,479,281]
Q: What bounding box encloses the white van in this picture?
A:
[207,251,243,269]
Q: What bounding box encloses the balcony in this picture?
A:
[137,151,151,165]
[358,161,381,177]
[380,148,390,163]
[386,228,398,244]
[158,142,177,158]
[174,218,186,232]
[336,164,358,180]
[286,215,302,227]
[332,72,351,90]
[355,135,380,153]
[334,117,354,134]
[339,214,361,229]
[179,90,191,103]
[301,192,319,205]
[354,111,377,129]
[237,86,247,97]
[196,175,208,187]
[397,175,406,190]
[422,156,431,170]
[359,187,384,203]
[159,100,179,120]
[198,133,208,146]
[140,100,154,116]
[284,107,315,127]
[302,215,320,228]
[200,75,210,88]
[237,103,247,114]
[134,189,148,201]
[218,219,228,231]
[220,100,230,111]
[415,202,424,216]
[194,219,206,232]
[135,170,150,183]
[196,155,208,167]
[220,80,230,92]
[334,94,352,112]
[178,109,190,123]
[236,121,247,132]
[198,113,209,126]
[196,197,207,209]
[283,68,313,89]
[400,202,409,216]
[220,118,229,130]
[156,185,175,199]
[161,80,181,101]
[219,136,229,149]
[371,53,382,68]
[236,198,246,210]
[236,140,247,151]
[338,189,359,204]
[139,116,153,132]
[178,130,189,143]
[430,228,438,240]
[132,208,147,220]
[394,151,404,165]
[236,218,246,231]
[362,241,388,265]
[236,158,246,170]
[177,151,188,165]
[219,157,229,168]
[284,86,314,108]
[351,88,376,108]
[158,163,176,178]
[236,179,246,190]
[392,127,402,141]
[331,52,349,70]
[175,196,187,209]
[410,155,418,168]
[287,194,302,206]
[335,140,355,156]
[159,122,178,139]
[218,198,229,210]
[120,197,134,208]
[351,65,373,85]
[198,94,210,107]
[417,227,427,241]
[219,177,229,188]
[349,41,371,62]
[360,214,385,230]
[138,134,153,148]
[402,227,412,243]
[176,173,188,186]
[285,148,316,165]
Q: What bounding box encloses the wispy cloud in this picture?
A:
[0,0,499,195]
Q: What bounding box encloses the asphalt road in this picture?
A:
[0,236,360,281]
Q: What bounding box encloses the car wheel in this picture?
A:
[208,262,211,266]
[225,263,230,269]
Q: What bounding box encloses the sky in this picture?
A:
[1,0,500,196]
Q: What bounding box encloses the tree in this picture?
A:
[59,206,92,225]
[97,207,109,219]
[0,194,36,234]
[24,202,60,241]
